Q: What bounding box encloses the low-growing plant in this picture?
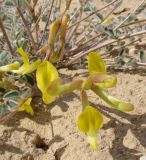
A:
[1,0,146,149]
[0,48,134,148]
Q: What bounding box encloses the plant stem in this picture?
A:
[63,0,72,14]
[0,97,29,124]
[64,5,118,57]
[31,2,50,33]
[66,2,84,42]
[13,0,37,52]
[0,18,14,55]
[0,110,18,124]
[67,0,119,30]
[39,0,55,45]
[120,18,146,28]
[114,0,145,30]
[65,30,146,66]
[101,39,140,57]
[81,90,89,111]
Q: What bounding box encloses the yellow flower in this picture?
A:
[88,52,106,75]
[87,52,117,88]
[18,98,34,115]
[36,61,60,104]
[12,48,41,74]
[78,106,103,149]
[0,61,20,72]
[88,52,134,112]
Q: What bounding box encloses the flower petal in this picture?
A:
[17,47,29,65]
[78,106,103,134]
[87,136,97,149]
[36,61,59,93]
[36,61,59,104]
[97,75,117,88]
[82,74,117,89]
[88,52,106,74]
[92,86,134,112]
[0,61,20,72]
[18,98,34,115]
[42,90,57,104]
[12,59,41,75]
[11,48,41,75]
[78,106,103,148]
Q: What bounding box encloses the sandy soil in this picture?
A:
[0,0,146,160]
[0,70,146,160]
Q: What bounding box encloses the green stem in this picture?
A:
[81,90,89,111]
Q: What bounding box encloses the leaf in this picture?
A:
[114,0,122,9]
[140,49,145,63]
[4,90,20,99]
[107,29,117,39]
[7,100,18,108]
[126,58,137,67]
[106,45,113,51]
[127,14,137,22]
[0,51,8,64]
[88,52,106,75]
[92,86,134,112]
[78,106,103,149]
[0,102,17,117]
[96,13,103,21]
[0,104,9,117]
[21,87,31,99]
[105,0,112,3]
[42,15,48,22]
[24,75,35,85]
[95,25,105,33]
[119,48,125,59]
[4,0,13,6]
[84,3,92,12]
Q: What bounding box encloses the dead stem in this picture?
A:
[39,0,55,45]
[31,2,50,33]
[65,30,146,67]
[64,0,72,14]
[120,18,146,28]
[13,0,37,53]
[32,0,38,9]
[68,0,119,30]
[0,110,18,124]
[101,39,140,57]
[64,16,146,59]
[114,0,145,30]
[0,97,31,124]
[64,5,117,57]
[66,3,84,42]
[24,0,39,45]
[0,18,14,55]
